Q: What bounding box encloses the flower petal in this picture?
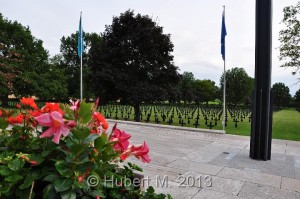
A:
[35,113,52,126]
[52,131,63,144]
[40,127,56,138]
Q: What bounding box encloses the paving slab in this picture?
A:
[281,177,300,192]
[182,144,230,163]
[147,180,200,199]
[193,189,245,199]
[167,159,224,175]
[238,182,297,199]
[217,167,282,188]
[173,171,245,196]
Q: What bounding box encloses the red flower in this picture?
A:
[93,112,108,131]
[16,104,21,109]
[7,114,24,124]
[121,141,151,163]
[110,128,131,152]
[29,161,38,165]
[29,109,42,117]
[20,97,38,109]
[41,102,64,115]
[78,175,84,183]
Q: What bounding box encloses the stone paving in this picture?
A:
[108,120,300,199]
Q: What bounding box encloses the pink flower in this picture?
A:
[120,141,151,163]
[110,128,131,152]
[35,111,70,144]
[92,97,99,112]
[67,120,76,128]
[70,99,80,111]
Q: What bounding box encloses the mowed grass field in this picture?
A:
[225,108,300,141]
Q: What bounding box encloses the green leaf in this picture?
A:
[19,170,41,189]
[70,143,86,156]
[54,178,73,192]
[43,184,58,199]
[78,102,92,124]
[41,149,53,157]
[128,162,143,172]
[83,134,99,144]
[72,127,90,140]
[0,167,13,176]
[44,174,59,183]
[28,154,44,165]
[16,188,33,199]
[5,174,23,183]
[55,161,73,177]
[94,134,107,150]
[0,118,8,130]
[8,158,25,171]
[61,190,76,199]
[89,189,105,197]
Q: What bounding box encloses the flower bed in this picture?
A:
[0,98,172,198]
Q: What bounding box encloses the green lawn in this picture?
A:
[272,109,300,141]
[226,108,300,141]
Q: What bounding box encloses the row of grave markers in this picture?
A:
[99,105,252,129]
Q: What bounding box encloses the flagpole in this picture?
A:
[223,53,226,131]
[222,5,226,132]
[80,12,83,101]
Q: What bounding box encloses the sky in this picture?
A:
[1,0,300,96]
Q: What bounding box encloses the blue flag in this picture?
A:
[78,14,84,58]
[221,8,227,60]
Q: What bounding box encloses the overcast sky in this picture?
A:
[1,0,300,95]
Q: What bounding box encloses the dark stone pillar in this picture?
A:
[250,0,273,160]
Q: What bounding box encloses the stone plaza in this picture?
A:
[109,120,300,199]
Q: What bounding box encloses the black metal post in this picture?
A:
[250,0,273,160]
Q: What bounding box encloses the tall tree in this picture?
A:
[193,79,217,105]
[179,72,196,103]
[220,67,254,106]
[90,10,180,121]
[272,82,291,109]
[59,32,102,99]
[295,88,300,109]
[0,13,50,104]
[279,2,300,77]
[0,43,22,105]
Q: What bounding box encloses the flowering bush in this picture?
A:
[0,97,172,199]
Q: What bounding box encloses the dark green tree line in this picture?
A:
[272,82,291,109]
[0,13,67,103]
[220,67,254,106]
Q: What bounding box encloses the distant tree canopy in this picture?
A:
[295,89,300,109]
[272,82,291,109]
[0,13,67,103]
[179,72,196,103]
[90,10,180,121]
[279,2,300,76]
[220,67,254,106]
[193,79,217,105]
